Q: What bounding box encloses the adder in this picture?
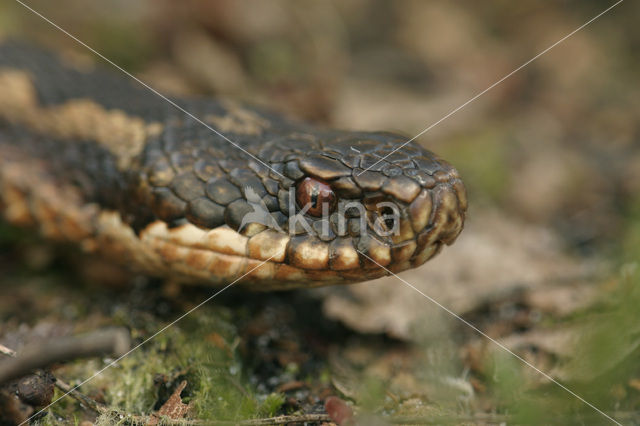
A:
[0,40,467,290]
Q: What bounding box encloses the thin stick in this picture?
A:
[0,344,17,357]
[0,328,130,385]
[54,378,108,415]
[104,413,333,425]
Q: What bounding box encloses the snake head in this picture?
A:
[236,131,467,287]
[132,126,466,289]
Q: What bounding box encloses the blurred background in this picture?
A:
[1,1,639,424]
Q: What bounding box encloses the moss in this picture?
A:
[358,376,387,413]
[74,304,282,422]
[621,197,640,264]
[483,351,575,425]
[94,411,146,426]
[257,393,286,417]
[484,351,523,408]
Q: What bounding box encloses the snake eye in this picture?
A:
[296,177,336,217]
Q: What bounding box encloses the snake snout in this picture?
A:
[354,161,466,275]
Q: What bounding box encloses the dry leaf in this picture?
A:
[148,380,190,425]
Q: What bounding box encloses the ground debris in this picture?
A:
[320,210,599,340]
[148,380,192,425]
[324,396,354,426]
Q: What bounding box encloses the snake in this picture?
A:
[0,40,467,290]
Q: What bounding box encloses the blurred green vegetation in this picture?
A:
[438,125,512,205]
[483,265,640,425]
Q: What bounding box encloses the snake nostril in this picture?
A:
[380,206,395,230]
[384,217,395,230]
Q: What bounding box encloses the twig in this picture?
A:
[206,414,332,425]
[0,343,16,357]
[98,412,514,425]
[384,413,510,424]
[0,328,130,384]
[101,413,332,425]
[54,377,108,415]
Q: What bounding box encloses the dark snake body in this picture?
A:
[0,40,467,289]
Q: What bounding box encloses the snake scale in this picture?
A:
[0,40,466,290]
